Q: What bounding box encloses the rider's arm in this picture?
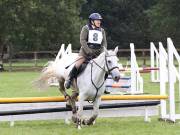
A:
[101,28,107,52]
[80,25,93,54]
[102,29,107,48]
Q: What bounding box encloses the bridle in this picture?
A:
[105,54,119,74]
[89,54,119,102]
[92,54,119,74]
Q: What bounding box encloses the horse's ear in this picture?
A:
[114,46,119,55]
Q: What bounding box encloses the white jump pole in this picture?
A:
[130,43,136,94]
[168,38,176,122]
[130,43,143,94]
[159,42,167,119]
[159,38,180,122]
[150,42,160,82]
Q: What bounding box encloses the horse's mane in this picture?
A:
[93,50,116,62]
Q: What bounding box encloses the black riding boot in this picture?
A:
[65,66,78,89]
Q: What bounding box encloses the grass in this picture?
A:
[0,71,180,135]
[0,72,160,97]
[3,59,52,67]
[0,72,60,97]
[0,117,180,135]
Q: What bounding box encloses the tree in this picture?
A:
[147,0,180,47]
[81,0,157,49]
[0,0,85,53]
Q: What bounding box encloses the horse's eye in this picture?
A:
[108,60,111,64]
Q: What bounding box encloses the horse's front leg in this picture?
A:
[71,79,79,113]
[70,90,79,124]
[70,79,79,123]
[83,97,100,125]
[76,94,86,129]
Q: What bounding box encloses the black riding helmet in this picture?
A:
[89,13,102,28]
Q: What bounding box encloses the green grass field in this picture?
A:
[0,72,180,135]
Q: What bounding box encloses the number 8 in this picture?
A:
[93,33,98,41]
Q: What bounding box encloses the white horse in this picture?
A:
[34,47,120,129]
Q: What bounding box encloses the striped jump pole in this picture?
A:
[106,85,131,88]
[0,95,168,104]
[107,76,131,80]
[119,67,159,73]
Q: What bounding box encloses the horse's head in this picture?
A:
[104,46,120,82]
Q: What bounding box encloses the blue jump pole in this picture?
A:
[107,76,131,80]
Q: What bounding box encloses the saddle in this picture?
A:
[76,56,93,77]
[77,61,88,77]
[76,60,108,80]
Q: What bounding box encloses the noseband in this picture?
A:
[105,55,119,74]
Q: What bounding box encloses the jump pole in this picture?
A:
[0,95,168,104]
[119,67,159,72]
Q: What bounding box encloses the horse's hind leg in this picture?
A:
[58,78,73,108]
[58,78,68,98]
[58,78,71,124]
[83,97,100,125]
[58,78,77,123]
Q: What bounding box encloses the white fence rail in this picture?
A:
[160,37,180,122]
[130,43,143,94]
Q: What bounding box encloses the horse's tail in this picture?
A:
[33,61,56,90]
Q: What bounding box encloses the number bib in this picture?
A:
[88,30,103,44]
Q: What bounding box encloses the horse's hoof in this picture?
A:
[84,117,96,125]
[82,119,88,125]
[72,116,77,123]
[76,118,82,129]
[82,119,93,125]
[78,125,81,130]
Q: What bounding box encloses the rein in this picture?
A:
[89,54,119,103]
[65,57,84,69]
[89,62,105,103]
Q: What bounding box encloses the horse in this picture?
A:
[34,46,120,129]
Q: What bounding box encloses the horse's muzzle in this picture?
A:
[114,75,120,82]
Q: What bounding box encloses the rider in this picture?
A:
[64,13,107,89]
